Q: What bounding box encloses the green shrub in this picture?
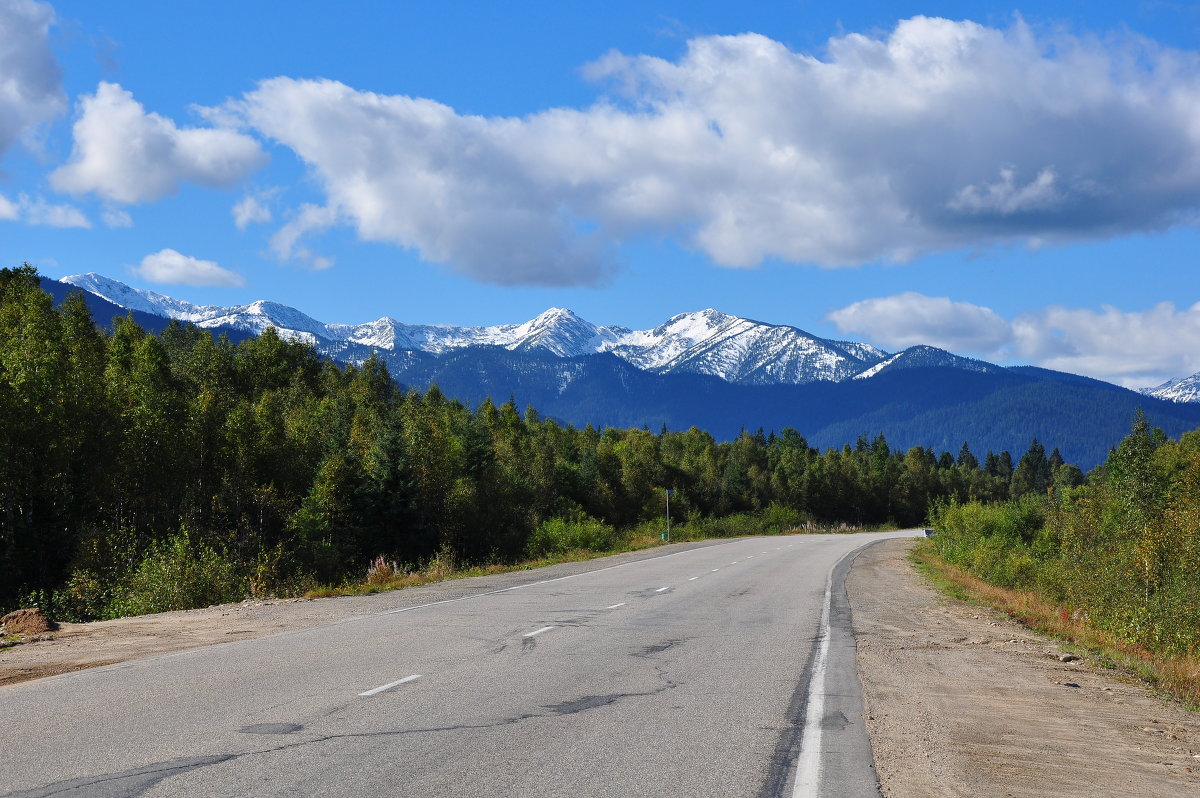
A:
[54,569,112,622]
[527,514,622,557]
[759,503,805,534]
[109,529,243,616]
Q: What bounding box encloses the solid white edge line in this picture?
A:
[791,535,918,796]
[359,673,421,697]
[605,602,626,609]
[792,575,833,797]
[524,626,555,638]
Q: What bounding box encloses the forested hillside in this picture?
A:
[385,347,1200,470]
[1,266,1081,618]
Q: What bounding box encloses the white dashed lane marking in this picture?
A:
[359,674,421,697]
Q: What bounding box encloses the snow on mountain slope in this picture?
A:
[1143,373,1200,403]
[852,345,1001,379]
[325,308,627,356]
[61,273,212,320]
[61,274,891,385]
[606,309,736,371]
[603,309,883,384]
[62,273,329,343]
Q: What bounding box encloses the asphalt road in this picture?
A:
[1,531,917,798]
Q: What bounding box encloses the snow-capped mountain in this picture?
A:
[62,273,331,344]
[61,273,893,386]
[606,309,885,384]
[1143,373,1200,403]
[852,345,1001,380]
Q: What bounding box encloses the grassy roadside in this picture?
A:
[304,532,670,599]
[910,540,1200,710]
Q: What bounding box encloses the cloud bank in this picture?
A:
[52,82,266,204]
[0,0,64,159]
[220,16,1200,284]
[827,292,1200,389]
[133,248,245,287]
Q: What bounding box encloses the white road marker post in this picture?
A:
[665,488,674,542]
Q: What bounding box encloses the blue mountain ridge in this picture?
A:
[42,276,1200,470]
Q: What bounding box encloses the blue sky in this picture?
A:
[3,1,1200,388]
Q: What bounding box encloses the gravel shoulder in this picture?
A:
[849,538,1200,797]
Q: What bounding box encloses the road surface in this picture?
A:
[1,531,916,797]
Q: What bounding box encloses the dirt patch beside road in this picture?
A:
[850,538,1200,797]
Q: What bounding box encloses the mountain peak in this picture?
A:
[61,273,205,319]
[509,307,612,356]
[1144,372,1200,403]
[532,307,578,321]
[853,344,1000,380]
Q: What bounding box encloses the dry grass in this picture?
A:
[304,536,670,600]
[912,542,1200,710]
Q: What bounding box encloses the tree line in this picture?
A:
[0,265,1079,618]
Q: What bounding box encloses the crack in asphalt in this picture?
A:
[632,638,689,658]
[2,756,237,798]
[6,682,678,797]
[542,682,676,716]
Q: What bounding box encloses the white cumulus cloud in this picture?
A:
[51,82,266,204]
[826,292,1012,353]
[219,16,1200,285]
[133,248,245,286]
[1011,303,1200,389]
[0,0,64,158]
[0,192,89,227]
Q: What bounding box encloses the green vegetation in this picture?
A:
[931,413,1200,662]
[912,543,1200,708]
[0,265,1062,619]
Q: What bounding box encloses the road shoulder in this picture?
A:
[849,538,1200,797]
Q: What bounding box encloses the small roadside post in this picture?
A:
[664,488,675,542]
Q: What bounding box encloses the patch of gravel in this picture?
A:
[849,538,1200,797]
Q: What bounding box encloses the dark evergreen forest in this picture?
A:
[0,266,1083,618]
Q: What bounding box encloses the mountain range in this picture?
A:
[48,273,1200,469]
